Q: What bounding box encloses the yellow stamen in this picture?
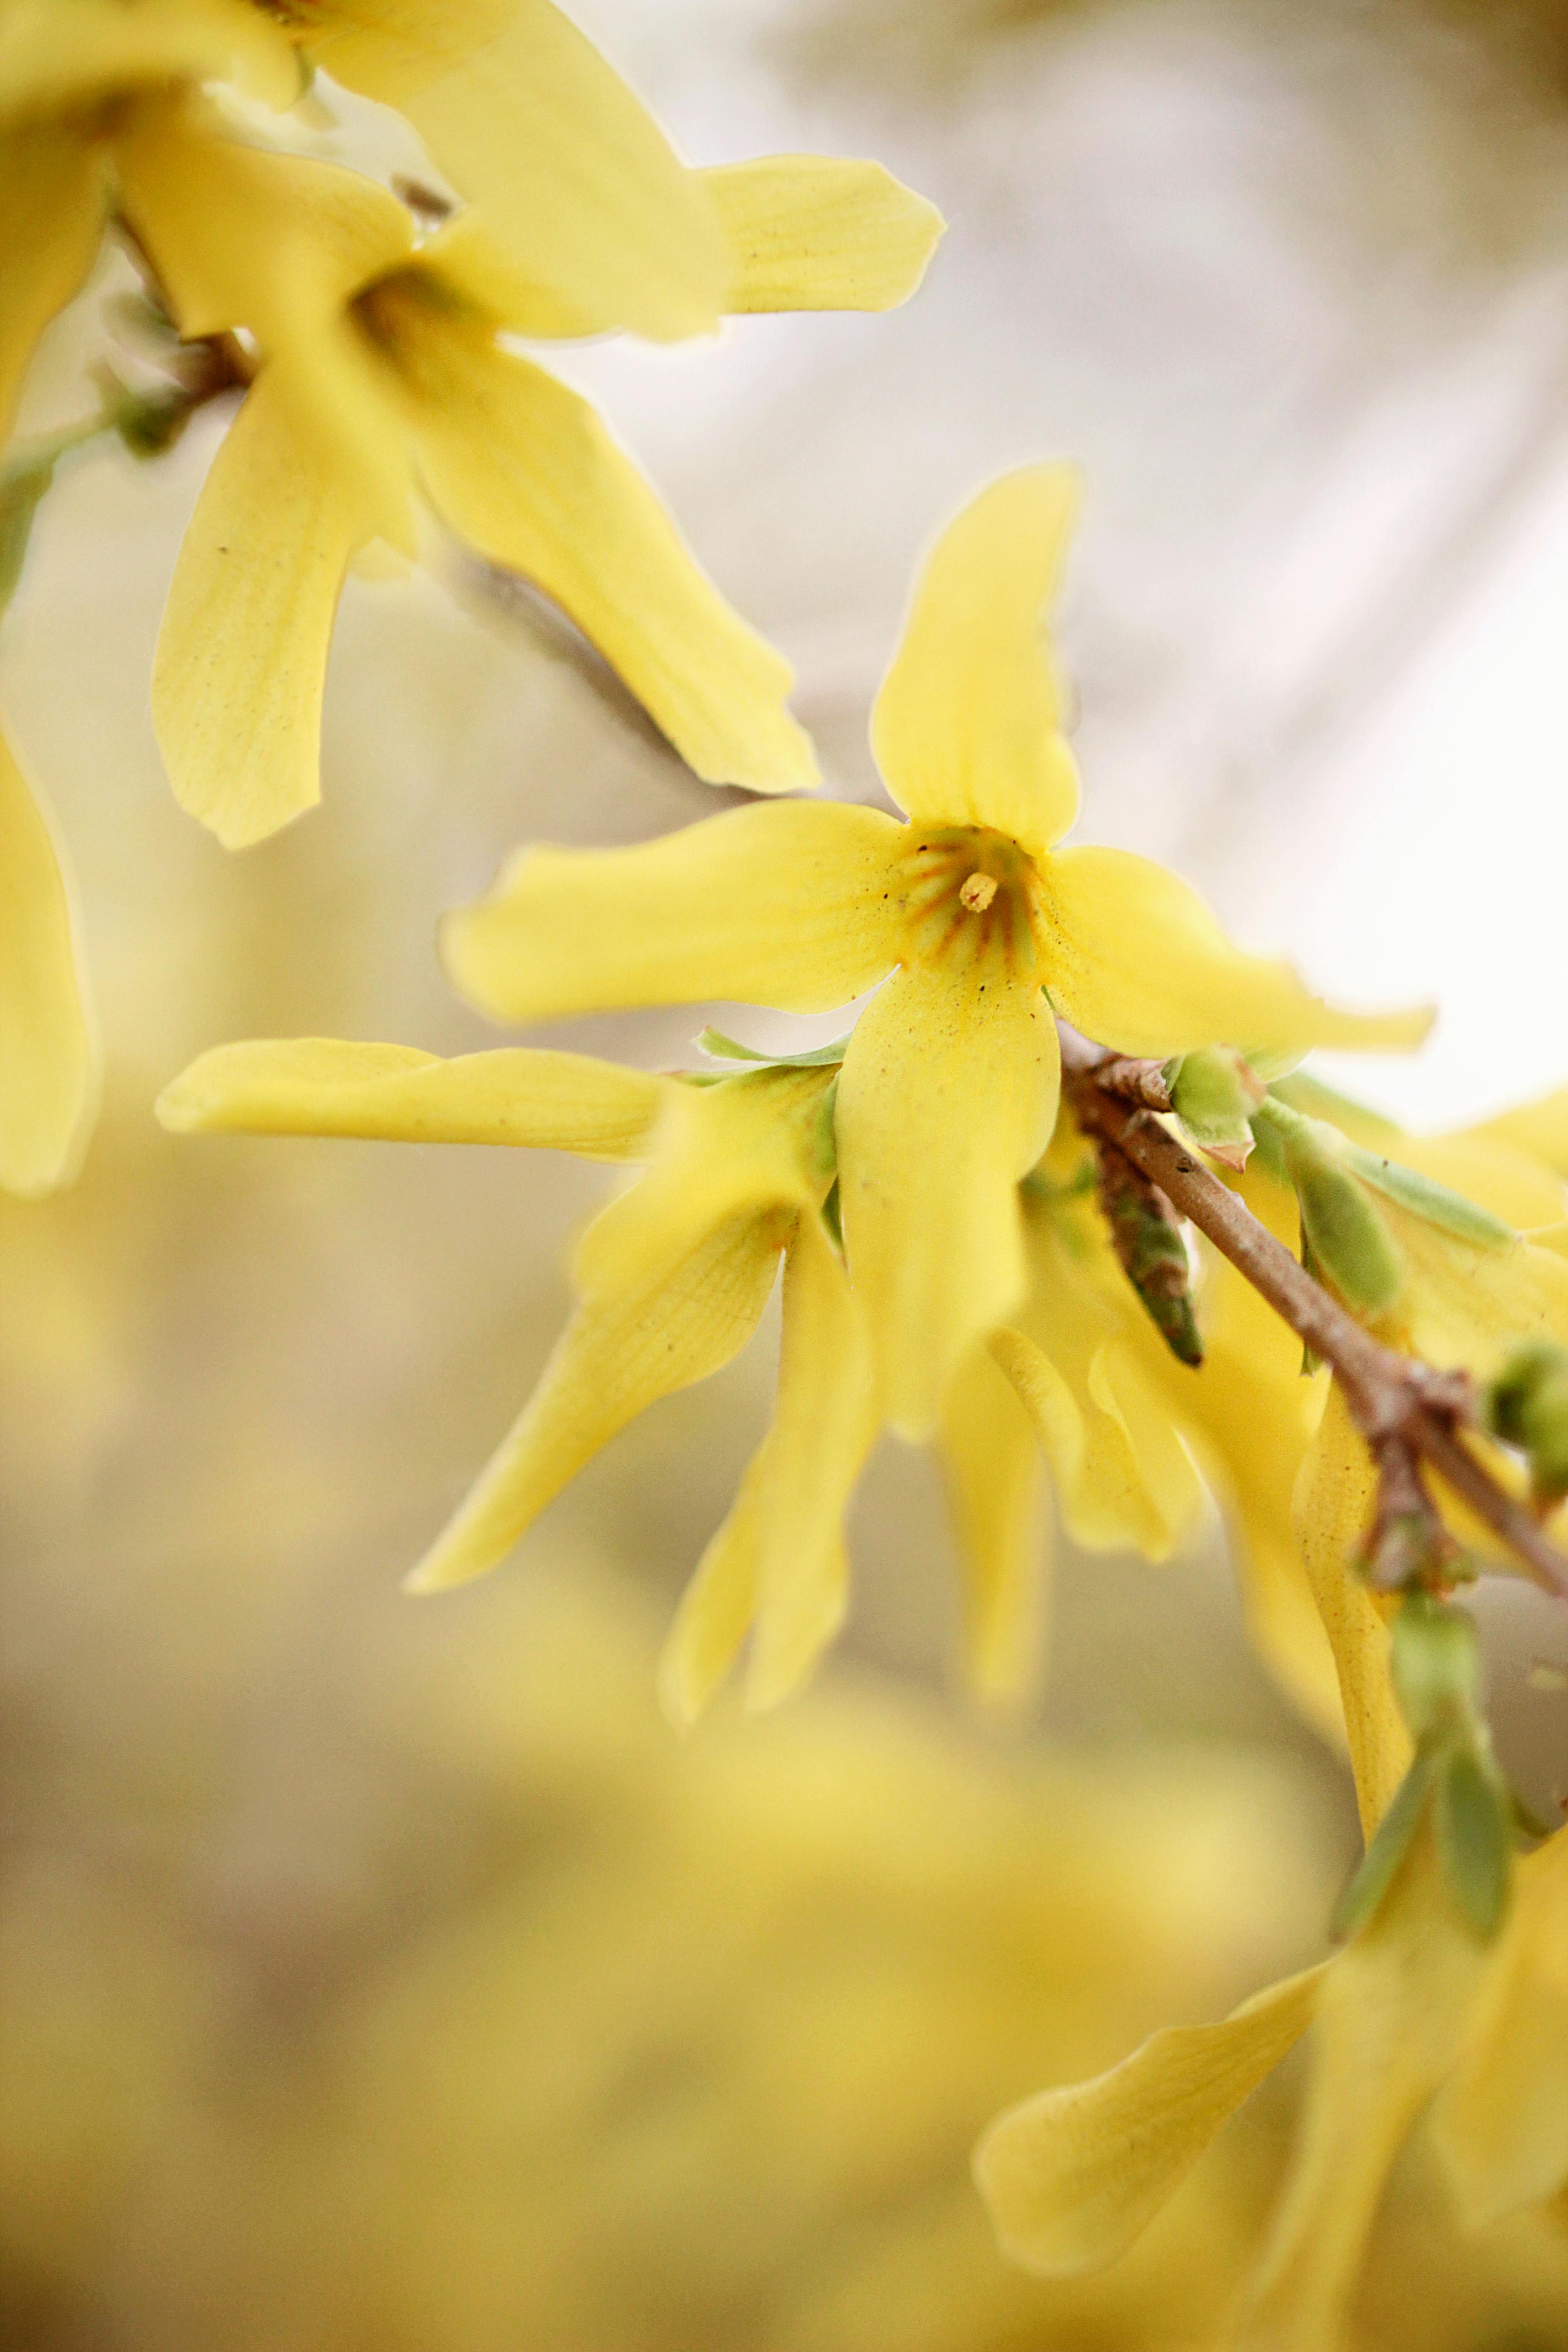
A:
[959,872,998,912]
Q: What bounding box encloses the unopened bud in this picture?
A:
[1484,1338,1568,1501]
[1166,1047,1261,1170]
[1255,1100,1403,1318]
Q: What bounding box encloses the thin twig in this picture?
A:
[1058,1029,1568,1604]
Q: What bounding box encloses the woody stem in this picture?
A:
[1057,1029,1568,1604]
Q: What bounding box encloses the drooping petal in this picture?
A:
[151,367,407,847]
[974,1964,1327,2276]
[836,956,1059,1441]
[0,728,96,1196]
[1038,846,1434,1061]
[990,1328,1201,1561]
[311,0,730,341]
[0,0,295,122]
[1293,1382,1411,1840]
[1433,1829,1568,2228]
[405,335,818,794]
[0,131,104,440]
[870,465,1082,855]
[660,1211,879,1723]
[407,1206,785,1594]
[937,1343,1046,1701]
[1235,1832,1492,2351]
[443,800,903,1025]
[699,156,943,313]
[156,1038,664,1159]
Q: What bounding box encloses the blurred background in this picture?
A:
[5,0,1568,2344]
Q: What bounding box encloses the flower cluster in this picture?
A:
[0,0,941,1194]
[10,9,1568,2340]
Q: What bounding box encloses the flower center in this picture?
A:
[895,826,1042,978]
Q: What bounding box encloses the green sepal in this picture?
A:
[819,1178,843,1251]
[1343,1146,1513,1250]
[1271,1071,1401,1143]
[696,1026,851,1072]
[1255,1099,1402,1317]
[1435,1748,1514,1939]
[1332,1747,1437,1942]
[1390,1591,1482,1742]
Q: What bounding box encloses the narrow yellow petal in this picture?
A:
[0,0,293,122]
[0,132,104,440]
[152,368,402,847]
[1038,846,1433,1060]
[1293,1383,1412,1841]
[745,1215,879,1710]
[975,1964,1327,2276]
[700,155,943,313]
[870,465,1082,854]
[991,1327,1199,1561]
[316,0,729,340]
[937,1343,1046,1702]
[443,800,903,1025]
[407,338,817,793]
[660,1213,879,1723]
[1236,1832,1492,2352]
[836,959,1059,1440]
[1433,1830,1568,2227]
[156,1038,664,1159]
[408,1208,784,1593]
[0,728,96,1196]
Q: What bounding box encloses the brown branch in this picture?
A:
[1058,1029,1568,1605]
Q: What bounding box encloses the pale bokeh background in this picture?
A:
[4,2,1568,2344]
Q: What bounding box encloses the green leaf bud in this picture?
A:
[1484,1338,1568,1502]
[1167,1047,1259,1167]
[1254,1100,1403,1318]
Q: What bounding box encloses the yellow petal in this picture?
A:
[870,465,1082,855]
[974,1963,1327,2276]
[0,0,293,122]
[1293,1382,1412,1841]
[1467,1087,1568,1181]
[1236,1830,1492,2352]
[408,1206,785,1594]
[700,155,943,312]
[1038,846,1434,1060]
[1136,1258,1344,1742]
[836,958,1059,1440]
[156,1038,664,1159]
[990,1327,1200,1561]
[315,0,729,341]
[660,1212,879,1723]
[0,727,96,1196]
[937,1343,1046,1702]
[405,336,818,794]
[1389,1216,1568,1382]
[113,97,414,350]
[152,367,402,847]
[0,131,104,440]
[1433,1829,1568,2227]
[443,800,903,1025]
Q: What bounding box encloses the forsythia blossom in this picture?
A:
[0,0,940,1196]
[442,466,1429,1441]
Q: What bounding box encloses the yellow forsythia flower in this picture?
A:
[976,1817,1568,2352]
[444,465,1431,1445]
